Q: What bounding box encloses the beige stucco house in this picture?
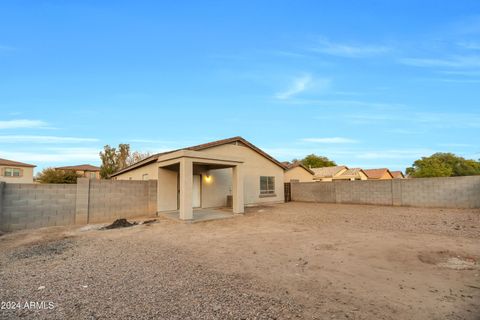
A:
[284,162,314,182]
[111,137,286,221]
[363,168,394,180]
[0,158,36,184]
[390,171,405,179]
[311,165,348,181]
[55,164,101,179]
[333,168,368,181]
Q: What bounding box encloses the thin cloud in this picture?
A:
[399,55,480,68]
[457,41,480,50]
[0,147,100,163]
[0,135,99,143]
[302,137,358,144]
[310,37,391,58]
[0,119,49,129]
[275,74,313,100]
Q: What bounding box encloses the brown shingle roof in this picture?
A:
[110,137,287,177]
[0,158,36,167]
[55,164,100,171]
[333,168,366,180]
[363,168,394,179]
[311,166,347,179]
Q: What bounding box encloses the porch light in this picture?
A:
[204,174,212,183]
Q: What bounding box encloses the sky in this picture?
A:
[1,1,479,174]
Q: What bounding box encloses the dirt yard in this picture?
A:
[1,202,479,319]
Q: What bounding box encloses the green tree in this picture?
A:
[99,144,147,179]
[300,154,337,168]
[37,168,81,184]
[407,153,480,178]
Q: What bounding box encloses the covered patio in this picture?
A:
[156,150,245,221]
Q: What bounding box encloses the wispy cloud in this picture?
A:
[0,45,16,52]
[309,37,391,58]
[302,137,358,144]
[0,147,100,163]
[399,55,480,68]
[0,119,50,130]
[0,135,98,143]
[457,41,480,50]
[275,74,323,100]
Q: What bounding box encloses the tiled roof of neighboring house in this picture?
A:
[0,158,36,167]
[285,162,315,175]
[390,171,405,179]
[110,136,287,177]
[311,166,347,179]
[55,164,100,171]
[363,168,394,179]
[333,168,366,180]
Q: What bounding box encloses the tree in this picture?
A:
[407,153,480,178]
[300,154,337,168]
[127,151,152,166]
[37,168,81,184]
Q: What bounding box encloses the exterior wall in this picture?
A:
[0,179,157,232]
[0,165,34,184]
[202,168,232,208]
[115,162,158,181]
[285,167,314,182]
[1,183,76,232]
[196,143,285,205]
[291,176,480,208]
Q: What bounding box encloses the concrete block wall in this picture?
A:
[0,178,158,232]
[291,176,480,209]
[1,183,77,232]
[87,179,156,223]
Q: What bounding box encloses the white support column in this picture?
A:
[232,164,244,214]
[179,158,193,220]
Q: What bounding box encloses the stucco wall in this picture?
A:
[0,166,34,184]
[291,176,480,208]
[285,167,314,182]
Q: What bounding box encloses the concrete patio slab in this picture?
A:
[159,208,236,223]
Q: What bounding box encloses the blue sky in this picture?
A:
[1,1,479,173]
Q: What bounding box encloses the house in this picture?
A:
[363,168,394,180]
[311,166,348,181]
[55,164,101,179]
[390,171,405,179]
[0,158,36,183]
[110,137,286,220]
[333,168,368,181]
[283,162,314,182]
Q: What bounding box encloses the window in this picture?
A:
[4,168,21,177]
[260,176,275,196]
[142,174,149,180]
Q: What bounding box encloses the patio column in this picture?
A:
[232,164,244,214]
[179,158,193,220]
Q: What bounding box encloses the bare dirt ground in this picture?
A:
[1,202,479,319]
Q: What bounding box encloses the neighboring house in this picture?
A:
[333,168,368,181]
[0,158,36,184]
[283,162,314,182]
[110,137,286,220]
[363,168,394,180]
[55,164,101,179]
[390,171,405,179]
[311,166,348,181]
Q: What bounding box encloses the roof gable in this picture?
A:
[363,168,394,179]
[0,158,36,167]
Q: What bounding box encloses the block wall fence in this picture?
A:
[291,176,480,208]
[0,178,157,232]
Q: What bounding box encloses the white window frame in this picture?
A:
[4,167,22,177]
[260,176,275,196]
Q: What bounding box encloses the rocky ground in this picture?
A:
[0,202,479,319]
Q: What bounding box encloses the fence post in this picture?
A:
[0,182,5,231]
[75,178,90,225]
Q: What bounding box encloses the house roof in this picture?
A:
[363,168,394,179]
[334,168,366,180]
[311,166,347,179]
[55,164,100,171]
[390,171,405,179]
[284,162,315,175]
[110,136,287,177]
[0,158,36,167]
